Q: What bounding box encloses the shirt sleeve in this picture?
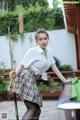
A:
[51,57,56,65]
[49,53,56,65]
[20,49,34,68]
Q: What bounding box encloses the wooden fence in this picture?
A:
[0,70,80,100]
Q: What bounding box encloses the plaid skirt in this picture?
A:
[7,68,42,107]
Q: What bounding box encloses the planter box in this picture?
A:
[1,70,80,100]
[0,92,11,100]
[0,92,20,101]
[41,91,61,99]
[0,91,61,100]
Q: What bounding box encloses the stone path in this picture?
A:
[0,100,66,120]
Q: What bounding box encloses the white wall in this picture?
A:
[47,29,77,70]
[0,29,77,70]
[0,36,11,68]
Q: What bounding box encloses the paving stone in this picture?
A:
[0,100,65,120]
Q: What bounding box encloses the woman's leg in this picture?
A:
[32,104,41,120]
[22,100,40,120]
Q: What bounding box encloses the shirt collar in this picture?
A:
[37,45,48,54]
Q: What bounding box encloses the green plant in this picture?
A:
[49,79,63,92]
[60,64,73,71]
[38,78,63,93]
[38,82,50,92]
[0,4,64,35]
[0,84,7,93]
[0,69,11,73]
[0,79,10,93]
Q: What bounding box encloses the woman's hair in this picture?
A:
[35,29,49,41]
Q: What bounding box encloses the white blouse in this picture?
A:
[20,46,55,80]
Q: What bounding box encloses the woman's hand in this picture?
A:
[63,79,72,85]
[9,70,17,79]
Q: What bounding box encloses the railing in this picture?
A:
[0,70,80,78]
[0,70,80,99]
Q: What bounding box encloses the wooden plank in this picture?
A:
[63,0,76,32]
[75,4,80,69]
[0,70,80,79]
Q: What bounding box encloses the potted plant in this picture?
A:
[38,77,63,99]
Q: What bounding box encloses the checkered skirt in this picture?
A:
[7,68,42,107]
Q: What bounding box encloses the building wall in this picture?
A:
[0,29,77,70]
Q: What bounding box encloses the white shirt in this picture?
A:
[20,46,55,80]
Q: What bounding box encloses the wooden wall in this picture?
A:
[63,0,80,69]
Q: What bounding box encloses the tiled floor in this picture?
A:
[0,100,66,120]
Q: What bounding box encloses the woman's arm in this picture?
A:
[51,64,71,84]
[15,64,24,75]
[9,64,24,79]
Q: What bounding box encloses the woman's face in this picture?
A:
[36,33,48,50]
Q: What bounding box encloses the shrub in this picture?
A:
[0,79,10,93]
[38,78,63,92]
[60,64,73,71]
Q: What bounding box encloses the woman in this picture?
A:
[8,29,71,120]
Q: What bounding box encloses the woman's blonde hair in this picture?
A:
[35,29,49,41]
